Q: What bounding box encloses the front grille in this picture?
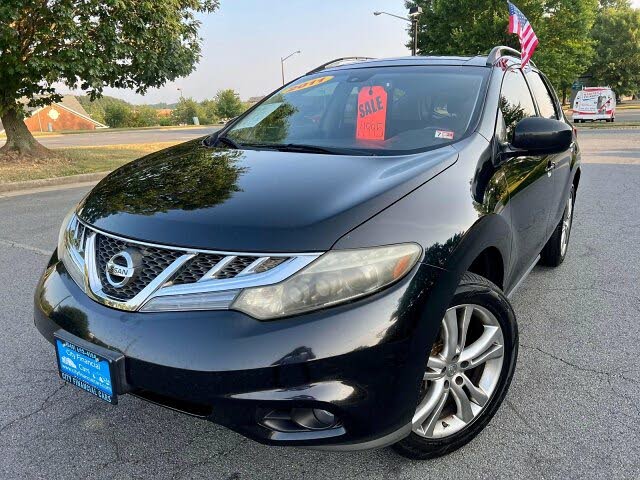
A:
[89,229,294,304]
[171,254,225,285]
[254,257,286,273]
[217,256,258,278]
[95,234,182,301]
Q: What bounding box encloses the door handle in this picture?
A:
[545,160,556,176]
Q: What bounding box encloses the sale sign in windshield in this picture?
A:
[356,86,387,141]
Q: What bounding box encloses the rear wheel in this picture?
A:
[393,273,518,459]
[540,186,574,267]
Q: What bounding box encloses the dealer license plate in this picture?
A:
[55,335,118,404]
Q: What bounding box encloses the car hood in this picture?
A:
[78,139,458,252]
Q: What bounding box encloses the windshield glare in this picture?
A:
[226,66,489,155]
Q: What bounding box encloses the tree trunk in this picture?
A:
[0,108,52,160]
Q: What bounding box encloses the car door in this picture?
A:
[497,67,555,280]
[525,70,573,238]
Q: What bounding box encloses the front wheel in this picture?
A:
[393,273,518,459]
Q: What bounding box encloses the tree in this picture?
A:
[103,103,133,129]
[133,105,160,128]
[407,0,598,102]
[214,89,246,119]
[200,99,220,125]
[171,98,204,125]
[0,0,219,160]
[589,5,640,99]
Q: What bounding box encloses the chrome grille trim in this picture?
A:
[78,220,320,258]
[198,255,237,282]
[66,218,322,312]
[238,257,272,276]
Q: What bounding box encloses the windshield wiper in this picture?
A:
[241,142,367,155]
[214,135,242,149]
[275,143,338,154]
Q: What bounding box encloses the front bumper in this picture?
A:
[35,252,448,449]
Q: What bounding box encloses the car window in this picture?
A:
[226,66,490,155]
[526,72,558,119]
[499,68,536,141]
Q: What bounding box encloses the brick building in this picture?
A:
[0,96,107,134]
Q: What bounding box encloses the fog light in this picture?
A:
[291,407,338,430]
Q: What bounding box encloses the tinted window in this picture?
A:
[226,66,490,155]
[499,68,536,140]
[526,72,557,119]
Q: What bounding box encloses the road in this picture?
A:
[0,129,638,479]
[0,126,219,148]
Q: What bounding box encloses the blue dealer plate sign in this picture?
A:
[55,338,117,404]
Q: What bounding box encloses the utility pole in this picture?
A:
[281,50,301,85]
[374,6,423,56]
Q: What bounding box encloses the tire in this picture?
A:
[540,186,575,267]
[392,272,518,460]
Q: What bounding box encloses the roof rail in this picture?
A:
[486,46,536,68]
[306,57,375,75]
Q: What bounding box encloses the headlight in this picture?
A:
[57,210,86,290]
[231,243,422,320]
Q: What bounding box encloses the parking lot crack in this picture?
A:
[0,382,66,434]
[0,237,50,256]
[520,343,639,384]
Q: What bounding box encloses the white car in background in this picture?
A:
[573,87,616,123]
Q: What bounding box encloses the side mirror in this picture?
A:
[509,117,573,156]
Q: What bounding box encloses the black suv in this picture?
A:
[35,47,580,459]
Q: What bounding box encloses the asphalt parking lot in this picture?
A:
[0,129,638,479]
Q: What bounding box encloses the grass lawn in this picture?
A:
[0,141,179,184]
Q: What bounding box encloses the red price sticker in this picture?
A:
[356,86,387,141]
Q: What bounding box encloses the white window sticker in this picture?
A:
[435,130,454,140]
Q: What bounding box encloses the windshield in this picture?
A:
[224,65,489,155]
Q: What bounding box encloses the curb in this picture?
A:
[0,171,110,194]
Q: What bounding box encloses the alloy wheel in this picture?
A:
[412,304,505,439]
[560,190,574,257]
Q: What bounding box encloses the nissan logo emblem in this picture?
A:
[105,249,141,288]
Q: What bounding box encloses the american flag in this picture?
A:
[508,1,538,68]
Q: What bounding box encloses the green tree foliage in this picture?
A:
[589,4,640,98]
[200,99,220,125]
[214,89,246,119]
[171,98,205,125]
[79,95,161,127]
[132,106,160,128]
[407,0,599,101]
[103,103,134,129]
[0,0,219,159]
[77,95,131,126]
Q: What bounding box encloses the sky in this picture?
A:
[80,0,412,104]
[66,0,640,105]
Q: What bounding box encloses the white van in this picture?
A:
[573,87,616,123]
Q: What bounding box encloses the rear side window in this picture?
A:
[499,68,536,140]
[526,72,558,119]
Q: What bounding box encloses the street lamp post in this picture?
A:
[281,50,301,85]
[374,7,423,56]
[177,87,184,100]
